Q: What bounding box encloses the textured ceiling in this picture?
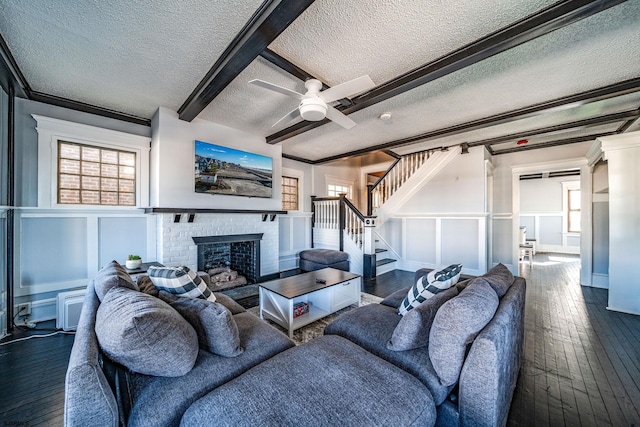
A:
[278,0,640,160]
[268,0,556,86]
[391,91,640,155]
[0,0,265,118]
[1,0,639,161]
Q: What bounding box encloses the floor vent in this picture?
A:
[56,290,86,331]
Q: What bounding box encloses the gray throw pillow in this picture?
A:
[95,287,198,377]
[387,286,459,351]
[481,263,514,298]
[94,260,138,301]
[158,291,243,358]
[429,279,499,386]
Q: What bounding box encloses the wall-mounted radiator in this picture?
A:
[56,290,86,331]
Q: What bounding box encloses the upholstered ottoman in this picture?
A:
[181,335,436,426]
[299,249,349,272]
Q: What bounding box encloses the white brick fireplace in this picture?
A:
[156,213,279,278]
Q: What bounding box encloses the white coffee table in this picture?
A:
[259,268,361,338]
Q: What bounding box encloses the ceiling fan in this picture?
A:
[249,75,375,129]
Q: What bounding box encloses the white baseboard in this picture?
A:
[591,273,609,289]
[536,244,580,255]
[606,305,640,316]
[279,254,299,272]
[14,298,57,324]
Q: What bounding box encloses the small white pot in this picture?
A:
[126,259,142,269]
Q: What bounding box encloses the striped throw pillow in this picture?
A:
[398,264,462,316]
[147,266,216,302]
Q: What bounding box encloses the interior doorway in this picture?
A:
[511,159,591,282]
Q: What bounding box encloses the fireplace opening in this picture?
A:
[193,234,262,290]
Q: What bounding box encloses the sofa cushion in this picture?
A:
[429,279,499,386]
[388,286,459,351]
[298,249,349,264]
[181,335,436,427]
[212,292,246,315]
[147,266,216,302]
[158,291,243,357]
[480,263,514,298]
[93,260,138,301]
[127,312,295,427]
[95,287,199,377]
[137,275,159,297]
[398,264,462,316]
[324,303,454,405]
[380,285,412,308]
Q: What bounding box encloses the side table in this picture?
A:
[125,261,164,282]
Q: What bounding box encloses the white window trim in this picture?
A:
[325,174,355,199]
[282,167,304,213]
[33,115,151,209]
[562,180,581,236]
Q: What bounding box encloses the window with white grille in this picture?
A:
[58,141,136,206]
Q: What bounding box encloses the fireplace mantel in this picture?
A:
[145,208,286,215]
[192,233,263,245]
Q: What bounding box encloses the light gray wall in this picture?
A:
[592,201,609,275]
[0,89,8,205]
[398,147,485,214]
[519,175,580,252]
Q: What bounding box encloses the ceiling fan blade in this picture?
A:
[325,105,357,129]
[249,79,304,99]
[272,106,301,128]
[319,75,375,103]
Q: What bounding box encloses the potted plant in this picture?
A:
[126,254,142,270]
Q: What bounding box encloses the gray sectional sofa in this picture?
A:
[65,262,525,427]
[325,266,526,427]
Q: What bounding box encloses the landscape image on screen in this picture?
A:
[195,140,273,198]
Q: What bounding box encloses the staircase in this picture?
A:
[311,147,460,277]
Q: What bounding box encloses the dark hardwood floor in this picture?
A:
[1,254,639,426]
[0,323,74,426]
[509,253,640,427]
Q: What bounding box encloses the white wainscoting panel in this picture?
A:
[279,213,312,271]
[399,214,487,276]
[16,210,155,297]
[492,215,513,273]
[520,213,580,254]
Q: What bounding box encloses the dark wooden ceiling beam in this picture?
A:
[305,77,640,164]
[178,0,316,122]
[29,91,151,127]
[260,48,327,89]
[492,132,617,155]
[267,0,626,144]
[259,48,353,107]
[467,109,640,148]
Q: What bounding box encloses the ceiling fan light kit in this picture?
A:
[299,97,327,121]
[249,75,375,129]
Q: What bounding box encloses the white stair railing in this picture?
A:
[368,150,433,213]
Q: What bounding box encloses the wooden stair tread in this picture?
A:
[376,258,396,266]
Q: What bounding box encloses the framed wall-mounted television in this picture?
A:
[194,140,273,198]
